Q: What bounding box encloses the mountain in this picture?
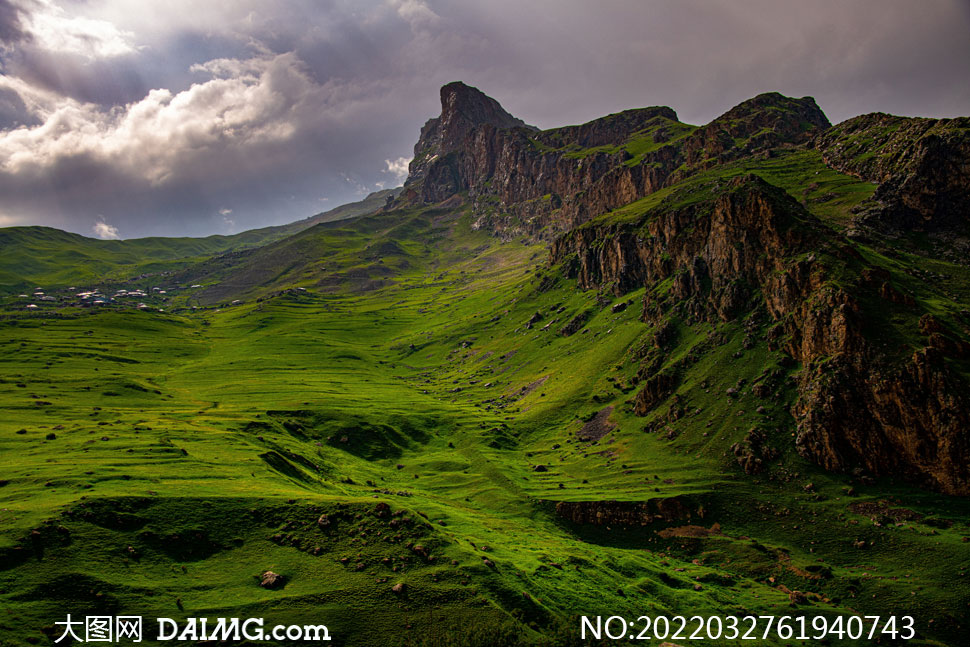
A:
[0,188,400,290]
[2,85,970,647]
[816,113,970,236]
[394,82,831,239]
[395,82,970,495]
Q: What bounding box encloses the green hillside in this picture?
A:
[1,87,969,647]
[2,200,969,646]
[0,189,400,291]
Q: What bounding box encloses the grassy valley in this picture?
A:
[2,87,969,646]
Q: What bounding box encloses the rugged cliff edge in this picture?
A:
[396,82,970,495]
[397,82,829,239]
[550,175,970,494]
[815,113,970,234]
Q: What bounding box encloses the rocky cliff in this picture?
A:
[397,83,829,239]
[550,175,970,494]
[815,114,970,233]
[396,82,970,495]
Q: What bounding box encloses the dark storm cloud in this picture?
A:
[0,0,31,46]
[0,0,968,237]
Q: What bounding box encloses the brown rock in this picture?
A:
[789,590,808,606]
[555,497,694,527]
[550,174,970,495]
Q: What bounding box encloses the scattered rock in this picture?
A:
[789,590,808,606]
[577,406,616,441]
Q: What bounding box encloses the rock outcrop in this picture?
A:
[815,114,970,231]
[397,82,970,496]
[259,571,285,589]
[550,175,970,494]
[555,497,696,527]
[398,83,829,239]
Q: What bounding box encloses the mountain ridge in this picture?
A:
[394,83,835,241]
[392,81,970,495]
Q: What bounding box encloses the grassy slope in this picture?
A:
[1,157,969,646]
[534,113,697,167]
[0,189,400,291]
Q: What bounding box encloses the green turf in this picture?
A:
[1,179,968,645]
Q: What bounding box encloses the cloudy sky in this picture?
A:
[0,0,968,239]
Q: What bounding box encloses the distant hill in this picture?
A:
[278,187,401,233]
[0,187,401,289]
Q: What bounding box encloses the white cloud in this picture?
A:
[340,171,371,196]
[387,0,440,31]
[219,207,235,231]
[382,155,411,185]
[0,50,312,184]
[23,0,136,59]
[92,218,119,239]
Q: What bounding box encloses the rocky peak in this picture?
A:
[682,92,831,167]
[815,113,970,233]
[439,81,532,139]
[721,92,830,133]
[536,106,679,149]
[406,82,535,186]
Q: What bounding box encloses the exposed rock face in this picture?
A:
[397,83,970,495]
[815,114,970,231]
[405,81,535,189]
[634,369,679,416]
[550,175,970,494]
[794,346,970,495]
[555,496,696,527]
[551,175,825,304]
[398,83,829,239]
[680,92,830,170]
